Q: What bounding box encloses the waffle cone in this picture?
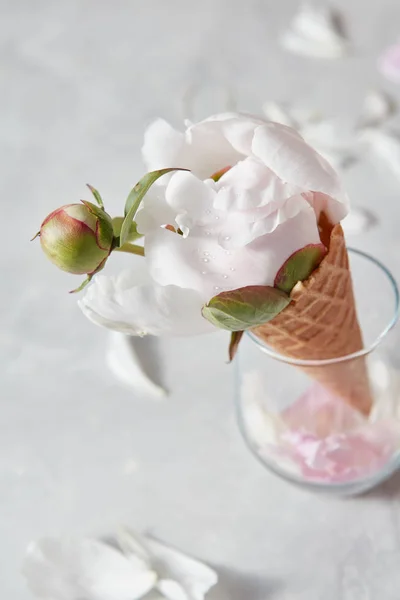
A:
[253,223,373,415]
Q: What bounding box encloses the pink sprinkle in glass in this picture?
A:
[235,248,400,495]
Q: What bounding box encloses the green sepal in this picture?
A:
[86,184,104,209]
[112,217,141,242]
[69,274,92,294]
[202,285,291,332]
[229,330,244,362]
[80,200,114,251]
[120,168,187,246]
[274,244,326,294]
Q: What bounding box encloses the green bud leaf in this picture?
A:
[120,168,187,246]
[112,217,141,242]
[274,243,326,294]
[202,285,291,332]
[69,274,92,294]
[229,330,244,362]
[86,184,104,209]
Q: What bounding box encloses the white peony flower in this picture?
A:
[22,529,218,600]
[80,113,349,337]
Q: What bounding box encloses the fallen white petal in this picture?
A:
[22,537,157,600]
[342,208,377,235]
[261,101,297,128]
[358,90,396,128]
[157,579,189,600]
[145,537,218,600]
[117,528,152,564]
[107,332,167,398]
[281,3,348,59]
[360,128,400,181]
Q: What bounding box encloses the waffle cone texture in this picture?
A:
[253,223,373,415]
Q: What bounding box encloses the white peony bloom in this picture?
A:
[80,113,349,337]
[22,529,218,600]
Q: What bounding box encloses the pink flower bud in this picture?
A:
[39,202,114,275]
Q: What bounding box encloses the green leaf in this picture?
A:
[202,285,291,332]
[120,168,187,247]
[86,184,104,209]
[112,217,142,242]
[229,331,244,362]
[69,274,92,294]
[274,243,326,294]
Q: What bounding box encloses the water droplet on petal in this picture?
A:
[214,286,220,291]
[223,275,228,279]
[206,210,211,215]
[203,251,210,256]
[230,267,235,271]
[201,271,207,275]
[203,258,209,263]
[215,216,220,220]
[224,236,231,241]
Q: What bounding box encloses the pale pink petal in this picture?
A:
[219,114,266,155]
[214,156,301,211]
[217,194,320,249]
[252,122,349,222]
[145,202,320,301]
[379,42,400,83]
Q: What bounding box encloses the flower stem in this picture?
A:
[114,243,145,257]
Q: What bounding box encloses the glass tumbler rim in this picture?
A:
[248,247,400,368]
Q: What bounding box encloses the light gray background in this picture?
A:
[3,0,400,597]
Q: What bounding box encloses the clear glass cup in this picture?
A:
[235,248,400,496]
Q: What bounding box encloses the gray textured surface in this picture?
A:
[3,0,400,597]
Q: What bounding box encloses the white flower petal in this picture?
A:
[146,199,320,300]
[214,157,301,211]
[117,529,154,565]
[157,579,189,600]
[281,4,348,59]
[136,189,177,236]
[107,333,167,398]
[165,171,216,233]
[252,122,349,222]
[146,538,218,600]
[360,128,400,182]
[219,114,265,155]
[22,538,156,600]
[142,119,186,172]
[358,90,395,129]
[79,267,213,337]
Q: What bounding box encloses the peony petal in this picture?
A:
[165,171,217,235]
[219,114,266,155]
[213,156,301,211]
[157,579,189,600]
[252,122,349,222]
[146,538,218,600]
[79,266,213,337]
[107,333,167,398]
[142,119,186,172]
[136,188,177,236]
[281,4,348,59]
[145,199,320,301]
[22,538,156,600]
